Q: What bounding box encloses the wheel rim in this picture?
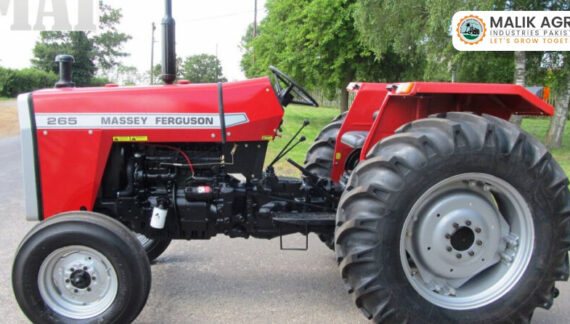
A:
[399,173,534,310]
[135,233,154,249]
[38,245,118,319]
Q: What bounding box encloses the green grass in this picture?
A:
[267,105,338,176]
[0,97,12,101]
[522,118,570,175]
[269,107,570,177]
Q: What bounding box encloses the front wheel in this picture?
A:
[135,233,171,262]
[336,113,570,322]
[13,212,151,323]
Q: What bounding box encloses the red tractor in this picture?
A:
[12,2,570,323]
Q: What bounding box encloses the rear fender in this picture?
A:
[360,82,553,161]
[330,83,388,182]
[330,82,554,183]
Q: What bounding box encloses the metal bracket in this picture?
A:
[279,224,309,251]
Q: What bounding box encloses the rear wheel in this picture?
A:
[135,233,171,262]
[336,113,570,322]
[305,113,346,250]
[13,212,151,323]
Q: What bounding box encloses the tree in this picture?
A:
[92,1,132,73]
[31,1,131,86]
[150,57,185,84]
[180,54,227,83]
[32,31,96,86]
[116,65,144,86]
[241,0,408,112]
[544,53,570,148]
[510,50,526,125]
[355,0,512,83]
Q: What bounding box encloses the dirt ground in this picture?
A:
[0,100,19,137]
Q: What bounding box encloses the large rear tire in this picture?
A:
[13,212,151,323]
[336,112,570,322]
[305,112,347,250]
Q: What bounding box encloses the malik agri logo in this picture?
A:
[453,11,570,51]
[457,15,486,45]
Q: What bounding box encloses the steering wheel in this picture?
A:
[269,66,319,107]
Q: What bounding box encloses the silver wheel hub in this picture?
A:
[38,245,118,319]
[400,173,534,310]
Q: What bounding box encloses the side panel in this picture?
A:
[330,83,388,182]
[31,78,284,219]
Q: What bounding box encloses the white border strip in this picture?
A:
[35,113,249,129]
[17,93,40,221]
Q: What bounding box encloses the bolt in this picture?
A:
[446,246,452,252]
[74,289,78,293]
[70,268,75,272]
[456,253,462,259]
[453,223,459,229]
[475,227,481,233]
[466,220,472,226]
[87,288,91,292]
[468,251,475,256]
[65,279,70,283]
[476,240,483,246]
[445,233,451,239]
[83,266,88,270]
[92,277,96,281]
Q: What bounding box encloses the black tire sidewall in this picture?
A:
[13,220,150,324]
[144,238,171,262]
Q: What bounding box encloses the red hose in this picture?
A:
[145,143,195,176]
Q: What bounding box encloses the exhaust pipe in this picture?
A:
[161,0,176,84]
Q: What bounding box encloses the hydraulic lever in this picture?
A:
[266,119,310,171]
[273,136,306,165]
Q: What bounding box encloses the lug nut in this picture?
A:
[83,266,88,270]
[74,289,78,293]
[453,223,459,229]
[65,279,70,283]
[87,288,91,292]
[70,268,74,272]
[475,227,481,233]
[468,251,475,256]
[466,220,472,226]
[456,253,462,259]
[92,277,96,281]
[476,240,483,246]
[445,234,451,239]
[446,246,452,252]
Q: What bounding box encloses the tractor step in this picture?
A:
[273,212,336,251]
[273,212,336,226]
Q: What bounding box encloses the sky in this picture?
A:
[0,0,268,82]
